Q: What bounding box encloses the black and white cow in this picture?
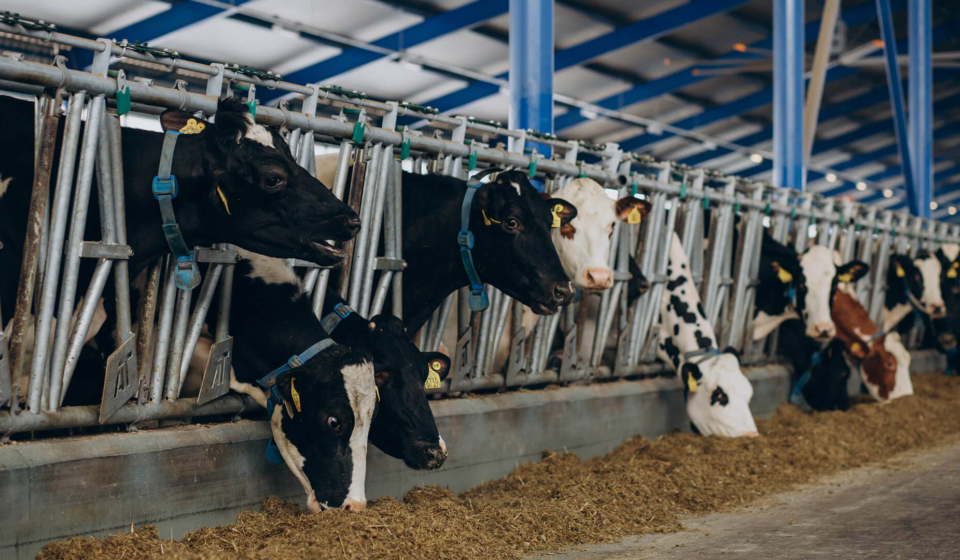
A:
[657,233,758,437]
[935,244,960,372]
[1,96,359,344]
[223,251,376,512]
[202,250,452,471]
[776,320,851,411]
[316,156,576,332]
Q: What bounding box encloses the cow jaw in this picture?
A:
[687,355,758,438]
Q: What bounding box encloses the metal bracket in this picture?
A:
[195,246,239,264]
[197,337,233,405]
[451,326,474,390]
[99,335,138,424]
[374,257,406,271]
[80,241,132,260]
[613,325,632,377]
[558,326,578,382]
[506,327,526,381]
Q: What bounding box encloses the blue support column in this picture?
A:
[909,0,933,219]
[509,0,554,156]
[876,0,920,216]
[774,0,805,190]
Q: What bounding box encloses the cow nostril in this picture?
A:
[553,282,573,303]
[343,215,361,233]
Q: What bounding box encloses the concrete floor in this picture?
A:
[537,438,960,559]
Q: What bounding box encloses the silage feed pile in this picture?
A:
[39,373,960,560]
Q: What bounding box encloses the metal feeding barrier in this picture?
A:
[0,25,958,437]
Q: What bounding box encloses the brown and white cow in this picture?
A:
[832,289,913,402]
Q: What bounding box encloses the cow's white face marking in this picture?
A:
[236,248,304,296]
[229,369,268,408]
[657,233,758,437]
[0,174,11,199]
[242,113,275,147]
[799,246,838,339]
[270,405,320,512]
[882,332,914,401]
[509,181,521,196]
[942,243,960,263]
[551,178,617,291]
[341,361,376,510]
[438,435,447,454]
[914,254,944,315]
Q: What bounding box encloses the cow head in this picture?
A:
[269,345,376,513]
[681,351,758,438]
[912,251,946,318]
[548,178,651,292]
[798,246,868,340]
[363,315,452,470]
[159,98,360,267]
[879,332,914,401]
[886,254,924,311]
[756,232,805,317]
[470,170,576,314]
[832,290,898,402]
[801,338,851,412]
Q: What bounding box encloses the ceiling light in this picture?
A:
[949,206,957,215]
[825,173,837,182]
[883,189,893,198]
[856,182,867,191]
[750,153,763,163]
[931,201,939,210]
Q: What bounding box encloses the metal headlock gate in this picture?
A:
[0,24,958,437]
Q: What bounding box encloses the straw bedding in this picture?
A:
[38,372,960,560]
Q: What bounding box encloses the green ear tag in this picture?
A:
[400,138,410,160]
[528,159,537,179]
[468,151,477,171]
[245,99,257,117]
[115,87,131,116]
[352,121,365,144]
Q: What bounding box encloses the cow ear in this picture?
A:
[375,369,392,388]
[422,352,451,383]
[275,373,302,418]
[208,97,254,150]
[615,196,651,224]
[836,261,869,283]
[545,198,577,227]
[680,363,701,394]
[159,110,208,134]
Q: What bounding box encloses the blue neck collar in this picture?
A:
[152,130,201,290]
[457,168,501,312]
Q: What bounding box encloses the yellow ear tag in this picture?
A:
[837,274,852,283]
[896,265,905,278]
[627,205,642,224]
[216,186,231,215]
[850,342,861,353]
[686,375,697,393]
[481,209,500,226]
[290,378,301,413]
[179,118,206,135]
[425,360,443,389]
[949,268,958,279]
[375,386,380,402]
[551,204,563,228]
[777,268,793,283]
[953,262,959,269]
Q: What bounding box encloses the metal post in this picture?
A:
[876,0,920,216]
[312,139,354,319]
[774,0,805,191]
[909,0,933,219]
[508,0,554,156]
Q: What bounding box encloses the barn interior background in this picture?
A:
[0,0,958,558]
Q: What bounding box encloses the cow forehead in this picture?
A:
[800,246,837,277]
[555,179,616,218]
[942,243,960,262]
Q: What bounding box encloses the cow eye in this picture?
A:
[263,173,286,192]
[504,218,519,230]
[326,416,342,431]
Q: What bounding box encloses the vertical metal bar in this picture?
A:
[856,207,879,305]
[703,178,736,326]
[508,0,554,156]
[803,0,841,162]
[107,116,133,341]
[876,0,920,216]
[347,143,382,309]
[774,0,805,191]
[313,139,354,318]
[391,156,404,319]
[359,145,395,317]
[136,258,162,402]
[8,98,58,403]
[163,288,192,401]
[725,187,765,350]
[151,257,177,403]
[908,0,932,219]
[868,212,895,325]
[794,195,814,253]
[27,91,85,413]
[177,264,224,388]
[48,94,106,411]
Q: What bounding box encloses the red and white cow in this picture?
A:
[657,233,758,437]
[796,246,870,340]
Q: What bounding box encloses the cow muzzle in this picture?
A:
[582,268,613,291]
[406,439,448,470]
[341,497,366,512]
[939,332,957,351]
[928,302,947,318]
[810,322,835,340]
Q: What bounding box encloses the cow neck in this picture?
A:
[401,174,474,332]
[125,131,211,276]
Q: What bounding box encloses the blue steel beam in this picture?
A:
[510,0,553,154]
[909,0,934,218]
[774,0,804,190]
[259,0,508,103]
[405,0,754,120]
[876,0,921,216]
[552,0,893,132]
